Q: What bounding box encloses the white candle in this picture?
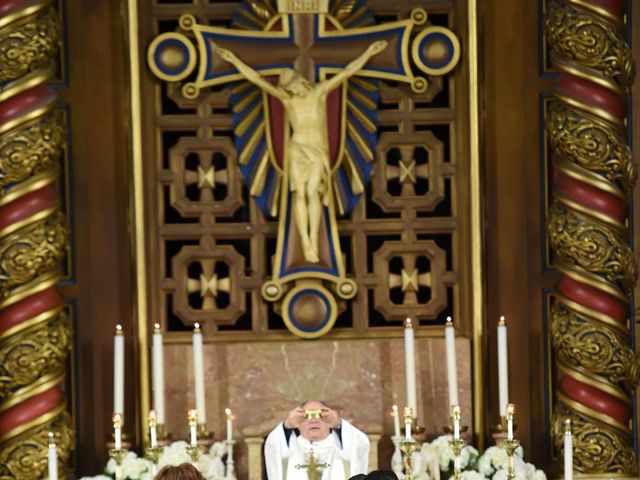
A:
[188,409,198,446]
[113,413,123,450]
[452,404,461,440]
[564,419,573,480]
[225,408,233,441]
[391,405,401,438]
[498,316,509,419]
[403,406,412,439]
[445,317,459,407]
[192,324,207,425]
[149,410,158,448]
[152,323,166,425]
[403,318,418,415]
[113,325,125,420]
[506,403,514,441]
[47,432,58,480]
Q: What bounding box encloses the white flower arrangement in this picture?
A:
[430,434,479,471]
[78,441,228,480]
[413,435,547,480]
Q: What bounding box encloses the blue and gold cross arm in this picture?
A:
[147,8,461,98]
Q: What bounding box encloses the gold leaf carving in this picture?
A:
[0,110,65,197]
[553,402,636,474]
[546,1,634,89]
[0,310,71,405]
[249,0,274,22]
[0,211,68,298]
[0,7,61,82]
[547,101,635,192]
[547,201,636,293]
[0,411,73,479]
[551,301,638,391]
[331,0,358,21]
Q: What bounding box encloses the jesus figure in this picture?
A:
[213,40,388,263]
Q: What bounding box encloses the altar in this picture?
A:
[0,0,637,478]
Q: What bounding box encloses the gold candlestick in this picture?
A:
[108,447,127,480]
[503,438,520,480]
[145,410,164,469]
[186,409,203,464]
[186,444,203,464]
[400,439,419,480]
[448,438,466,480]
[145,445,163,463]
[502,404,519,480]
[449,404,466,480]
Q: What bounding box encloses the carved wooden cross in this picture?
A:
[147,1,460,338]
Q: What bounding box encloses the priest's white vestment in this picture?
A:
[264,420,370,480]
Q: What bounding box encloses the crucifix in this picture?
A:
[147,0,460,338]
[295,449,330,480]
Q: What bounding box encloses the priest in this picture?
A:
[265,400,370,480]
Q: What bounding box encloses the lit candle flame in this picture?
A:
[112,412,122,427]
[225,408,232,418]
[446,316,453,325]
[451,404,461,418]
[48,431,55,446]
[404,317,413,328]
[499,315,506,326]
[506,403,515,417]
[391,405,398,416]
[115,324,123,334]
[564,418,572,435]
[188,408,198,423]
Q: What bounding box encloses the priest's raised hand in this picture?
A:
[265,400,370,480]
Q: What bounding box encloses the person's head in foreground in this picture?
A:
[348,475,367,480]
[364,471,399,480]
[155,463,205,480]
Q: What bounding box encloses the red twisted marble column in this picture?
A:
[0,0,72,478]
[545,0,637,474]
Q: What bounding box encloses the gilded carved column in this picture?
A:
[545,0,637,474]
[0,0,72,478]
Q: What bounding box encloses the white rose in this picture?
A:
[157,441,192,468]
[209,441,226,458]
[198,453,226,480]
[477,453,494,477]
[460,470,487,480]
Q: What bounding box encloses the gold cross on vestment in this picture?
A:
[295,449,330,480]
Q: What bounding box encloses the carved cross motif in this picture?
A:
[148,0,460,337]
[295,449,330,480]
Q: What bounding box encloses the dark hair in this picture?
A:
[365,471,399,480]
[349,475,367,480]
[155,463,206,480]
